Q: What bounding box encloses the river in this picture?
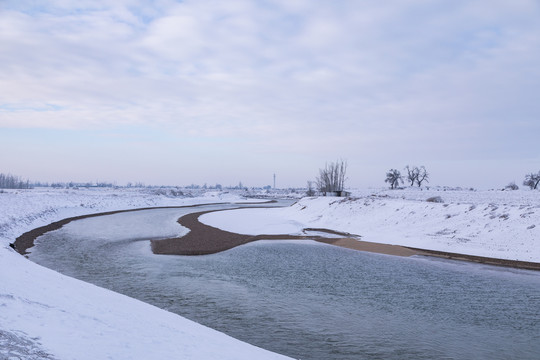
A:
[28,203,540,360]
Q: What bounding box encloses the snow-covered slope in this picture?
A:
[0,187,251,247]
[0,188,290,360]
[201,188,540,262]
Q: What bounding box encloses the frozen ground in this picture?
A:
[0,187,290,360]
[202,187,540,262]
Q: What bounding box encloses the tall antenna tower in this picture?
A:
[273,173,276,189]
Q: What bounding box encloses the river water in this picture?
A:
[29,204,540,360]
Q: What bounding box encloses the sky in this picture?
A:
[1,0,540,189]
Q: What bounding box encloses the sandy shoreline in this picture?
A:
[153,208,540,270]
[13,204,540,271]
[150,208,423,257]
[12,203,227,255]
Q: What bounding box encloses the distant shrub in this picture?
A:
[170,189,184,197]
[426,196,444,203]
[153,189,167,196]
[505,182,519,191]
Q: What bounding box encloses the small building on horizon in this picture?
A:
[320,190,351,197]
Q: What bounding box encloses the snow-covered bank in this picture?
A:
[0,188,290,360]
[201,188,540,263]
[0,187,259,248]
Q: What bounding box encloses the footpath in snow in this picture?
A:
[0,187,291,360]
[201,188,540,263]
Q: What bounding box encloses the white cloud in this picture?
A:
[1,0,540,187]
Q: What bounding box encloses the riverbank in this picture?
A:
[151,208,423,257]
[13,203,226,255]
[152,208,540,270]
[12,201,422,258]
[13,192,540,270]
[1,188,291,360]
[201,191,540,266]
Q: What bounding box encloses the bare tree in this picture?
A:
[405,165,429,187]
[315,160,347,194]
[416,166,429,187]
[523,172,540,190]
[385,169,403,189]
[405,165,419,186]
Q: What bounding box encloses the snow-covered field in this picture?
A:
[2,186,540,359]
[0,188,291,360]
[202,188,540,263]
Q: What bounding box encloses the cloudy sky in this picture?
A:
[1,0,539,189]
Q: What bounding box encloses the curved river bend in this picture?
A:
[28,203,540,360]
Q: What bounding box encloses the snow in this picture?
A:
[201,188,540,262]
[2,186,540,359]
[0,188,290,360]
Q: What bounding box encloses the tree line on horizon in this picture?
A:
[3,166,540,193]
[0,173,30,189]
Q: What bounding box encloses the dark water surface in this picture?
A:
[29,205,540,360]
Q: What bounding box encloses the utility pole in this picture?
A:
[273,173,276,189]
